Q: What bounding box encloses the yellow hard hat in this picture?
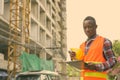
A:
[70,48,84,60]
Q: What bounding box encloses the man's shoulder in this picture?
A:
[80,42,86,47]
[99,36,112,43]
[104,38,112,43]
[96,36,112,46]
[103,38,112,46]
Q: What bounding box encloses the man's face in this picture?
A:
[83,20,97,38]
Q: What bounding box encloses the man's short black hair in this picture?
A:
[83,16,96,25]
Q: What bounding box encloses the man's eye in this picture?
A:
[84,26,93,29]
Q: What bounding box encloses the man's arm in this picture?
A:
[95,39,117,71]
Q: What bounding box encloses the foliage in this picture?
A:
[108,40,120,80]
[112,40,120,56]
[66,64,80,77]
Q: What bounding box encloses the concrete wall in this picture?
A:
[0,0,67,79]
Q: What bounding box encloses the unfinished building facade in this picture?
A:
[0,0,67,80]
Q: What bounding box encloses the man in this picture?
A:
[69,16,116,80]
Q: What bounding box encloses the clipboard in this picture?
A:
[66,60,84,70]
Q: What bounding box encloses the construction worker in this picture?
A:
[69,16,116,80]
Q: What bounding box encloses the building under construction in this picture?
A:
[0,0,67,80]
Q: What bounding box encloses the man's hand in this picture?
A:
[84,62,96,70]
[68,50,76,60]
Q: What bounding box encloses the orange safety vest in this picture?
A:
[80,36,107,80]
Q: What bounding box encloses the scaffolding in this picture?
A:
[7,0,30,80]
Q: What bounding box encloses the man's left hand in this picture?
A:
[85,63,96,70]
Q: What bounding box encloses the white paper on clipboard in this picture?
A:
[66,60,84,70]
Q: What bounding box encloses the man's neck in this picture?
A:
[87,34,97,41]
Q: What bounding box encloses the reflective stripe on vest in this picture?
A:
[85,72,107,78]
[80,77,84,80]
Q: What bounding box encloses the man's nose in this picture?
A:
[85,27,90,31]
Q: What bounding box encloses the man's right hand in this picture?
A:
[68,50,76,60]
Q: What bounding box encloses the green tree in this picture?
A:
[108,40,120,80]
[113,40,120,56]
